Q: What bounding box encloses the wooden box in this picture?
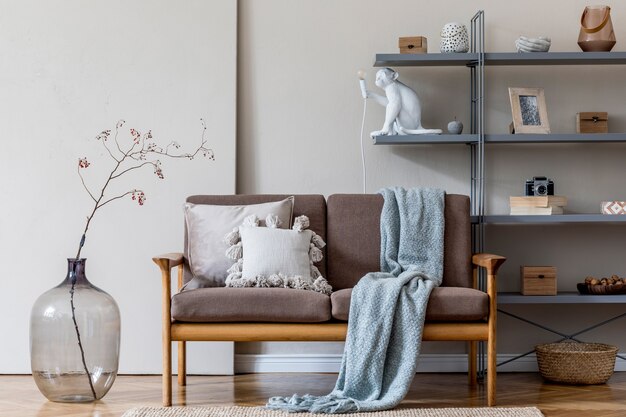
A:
[521,266,557,295]
[399,36,427,54]
[576,112,608,133]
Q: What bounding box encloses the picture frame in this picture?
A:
[508,87,550,134]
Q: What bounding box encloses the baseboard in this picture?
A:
[235,353,626,374]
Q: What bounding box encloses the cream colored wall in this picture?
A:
[236,0,626,358]
[0,0,236,374]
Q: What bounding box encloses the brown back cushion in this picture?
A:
[326,194,471,290]
[183,195,326,284]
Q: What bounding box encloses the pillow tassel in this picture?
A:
[225,242,243,260]
[310,265,322,279]
[223,227,241,246]
[255,275,271,288]
[227,259,243,274]
[312,276,333,295]
[265,214,282,228]
[309,244,323,263]
[292,215,310,232]
[225,272,244,286]
[311,233,326,249]
[242,214,260,227]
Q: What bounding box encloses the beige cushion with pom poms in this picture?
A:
[225,214,332,295]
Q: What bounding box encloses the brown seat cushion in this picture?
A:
[331,287,488,322]
[172,287,331,323]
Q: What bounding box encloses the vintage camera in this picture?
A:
[525,176,554,196]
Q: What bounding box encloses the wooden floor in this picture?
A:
[2,373,626,417]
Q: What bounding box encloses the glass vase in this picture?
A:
[30,258,121,402]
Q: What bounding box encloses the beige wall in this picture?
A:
[237,0,626,359]
[0,0,237,374]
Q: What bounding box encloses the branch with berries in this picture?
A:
[75,119,214,259]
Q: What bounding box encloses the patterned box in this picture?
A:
[601,201,626,215]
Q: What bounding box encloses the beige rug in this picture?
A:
[122,406,544,417]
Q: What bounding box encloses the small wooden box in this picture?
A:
[576,112,608,133]
[521,266,557,295]
[399,36,427,54]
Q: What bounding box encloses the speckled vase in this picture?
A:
[440,23,470,53]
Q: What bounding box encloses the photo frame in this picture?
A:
[508,87,550,134]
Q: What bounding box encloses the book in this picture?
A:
[510,205,564,215]
[509,195,568,208]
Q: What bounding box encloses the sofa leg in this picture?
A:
[487,333,496,406]
[178,341,187,386]
[163,337,172,406]
[468,341,477,387]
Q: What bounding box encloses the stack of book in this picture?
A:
[509,195,567,215]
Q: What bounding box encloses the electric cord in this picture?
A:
[359,98,367,194]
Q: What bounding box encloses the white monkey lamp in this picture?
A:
[364,68,442,137]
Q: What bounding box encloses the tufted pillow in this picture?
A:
[224,214,332,295]
[183,197,294,288]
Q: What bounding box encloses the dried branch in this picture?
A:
[97,189,142,209]
[110,161,156,180]
[77,165,97,203]
[75,118,212,258]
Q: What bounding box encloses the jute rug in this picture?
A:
[122,406,544,417]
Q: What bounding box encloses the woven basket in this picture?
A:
[536,342,618,384]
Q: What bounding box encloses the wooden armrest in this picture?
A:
[472,253,506,301]
[472,253,506,275]
[152,252,184,271]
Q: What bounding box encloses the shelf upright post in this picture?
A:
[470,9,486,381]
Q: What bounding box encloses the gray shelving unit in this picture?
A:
[372,12,626,376]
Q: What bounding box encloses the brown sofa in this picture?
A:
[154,194,505,407]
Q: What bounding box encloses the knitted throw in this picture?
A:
[267,187,445,413]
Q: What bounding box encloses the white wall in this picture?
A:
[236,0,626,360]
[0,0,236,374]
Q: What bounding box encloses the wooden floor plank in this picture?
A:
[0,373,625,417]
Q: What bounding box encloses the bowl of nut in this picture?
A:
[578,275,626,295]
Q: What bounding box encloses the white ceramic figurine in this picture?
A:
[365,68,442,137]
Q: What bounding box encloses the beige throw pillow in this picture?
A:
[184,197,294,287]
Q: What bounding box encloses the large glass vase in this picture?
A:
[30,258,121,402]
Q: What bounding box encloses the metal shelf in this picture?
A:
[374,53,478,67]
[486,51,626,66]
[499,292,626,304]
[483,214,626,224]
[374,52,626,68]
[372,134,477,145]
[486,133,626,143]
[373,133,626,145]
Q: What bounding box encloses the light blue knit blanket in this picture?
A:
[267,187,445,413]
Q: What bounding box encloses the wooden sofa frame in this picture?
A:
[154,252,505,407]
